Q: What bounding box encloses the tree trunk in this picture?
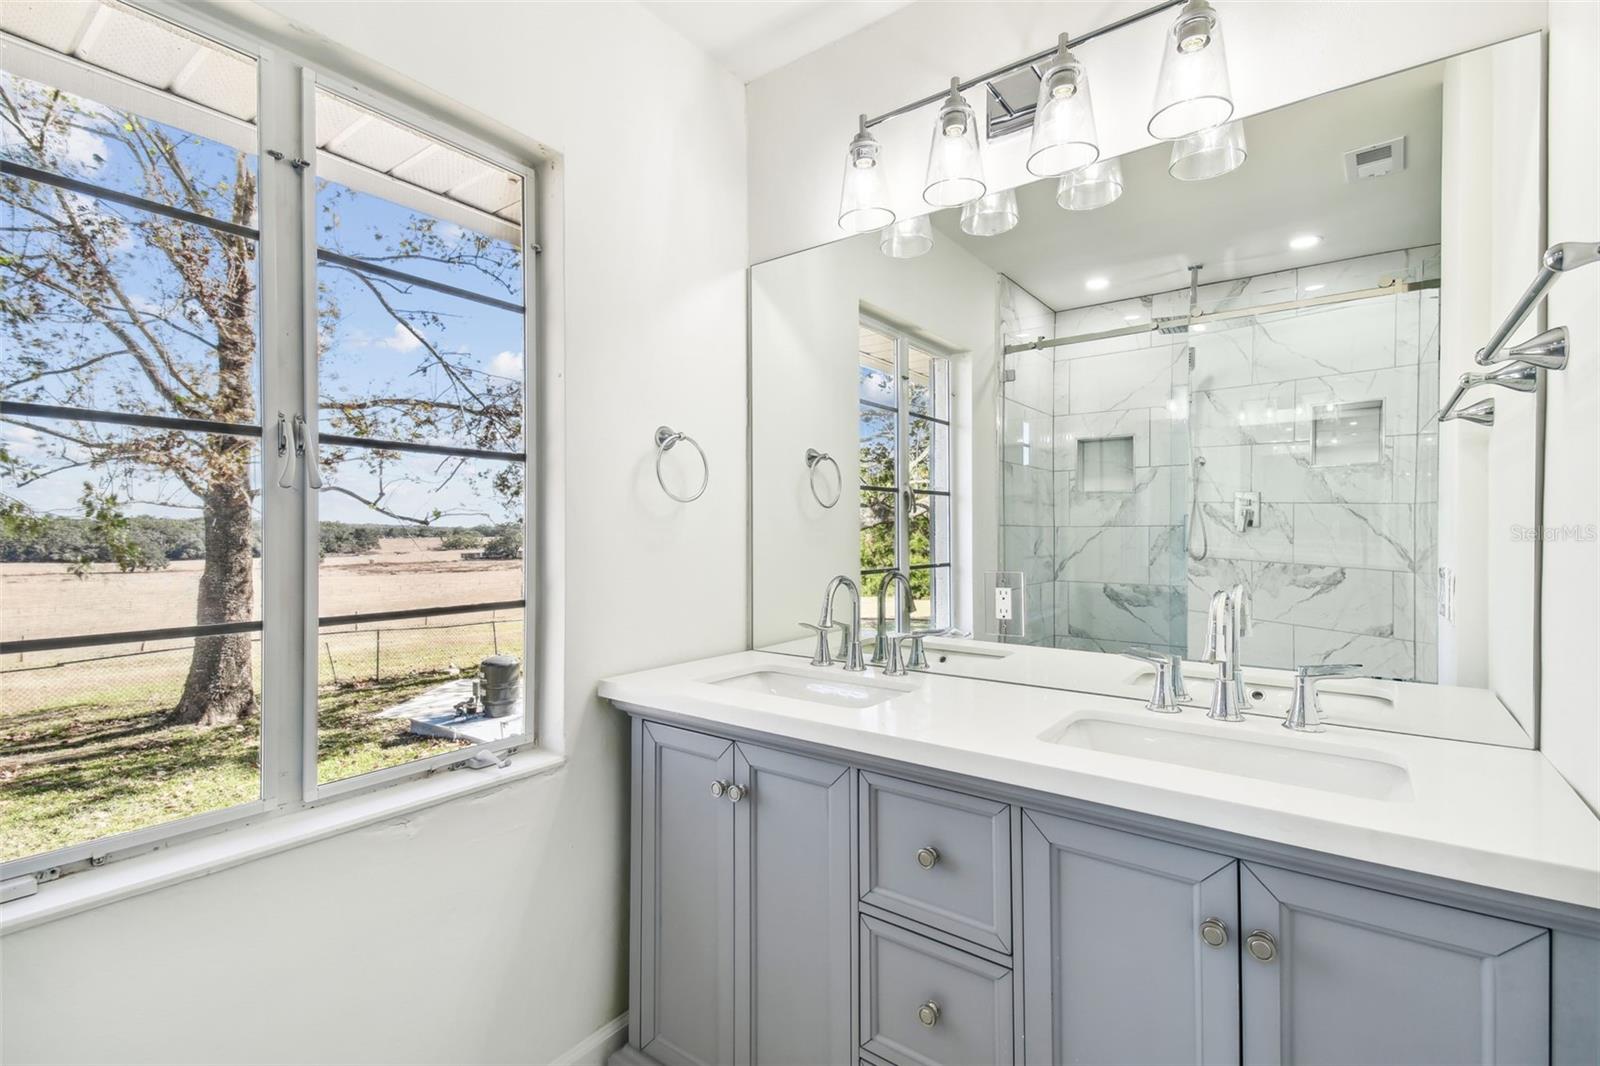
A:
[171,438,257,726]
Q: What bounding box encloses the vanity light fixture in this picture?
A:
[880,215,934,258]
[1148,0,1235,140]
[1289,233,1323,250]
[1057,156,1124,211]
[1085,276,1110,291]
[1026,34,1101,177]
[960,189,1020,236]
[837,114,895,233]
[923,77,987,207]
[1168,119,1247,180]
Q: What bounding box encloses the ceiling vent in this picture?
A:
[1344,136,1406,182]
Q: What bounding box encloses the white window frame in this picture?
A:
[858,314,955,633]
[0,1,555,894]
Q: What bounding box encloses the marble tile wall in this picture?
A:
[1029,247,1442,677]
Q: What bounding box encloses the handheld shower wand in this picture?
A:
[1186,455,1208,561]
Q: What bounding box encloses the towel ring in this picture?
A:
[655,426,708,503]
[805,448,842,509]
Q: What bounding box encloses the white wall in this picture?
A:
[1437,34,1544,732]
[1541,0,1600,812]
[747,0,1546,263]
[0,2,748,1063]
[750,230,999,645]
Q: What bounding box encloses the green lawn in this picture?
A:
[0,673,466,862]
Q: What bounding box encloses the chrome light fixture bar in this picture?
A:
[855,0,1184,133]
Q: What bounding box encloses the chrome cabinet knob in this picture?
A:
[1246,930,1278,962]
[915,846,940,870]
[917,1001,941,1027]
[725,783,747,803]
[1199,918,1228,947]
[709,780,727,798]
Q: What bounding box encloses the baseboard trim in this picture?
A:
[552,1013,628,1066]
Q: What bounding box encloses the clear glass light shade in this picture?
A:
[960,189,1019,236]
[837,119,896,233]
[880,215,934,258]
[1026,43,1100,177]
[1147,0,1235,141]
[1056,157,1125,211]
[1168,119,1247,180]
[923,81,986,207]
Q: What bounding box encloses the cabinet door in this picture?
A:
[638,721,736,1066]
[733,742,852,1066]
[1241,862,1550,1066]
[1021,810,1240,1066]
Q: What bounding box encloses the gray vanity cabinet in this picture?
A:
[632,720,851,1066]
[1020,809,1241,1066]
[636,721,737,1066]
[733,741,853,1065]
[1240,862,1551,1065]
[621,714,1588,1066]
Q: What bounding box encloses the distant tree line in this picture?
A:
[0,515,521,568]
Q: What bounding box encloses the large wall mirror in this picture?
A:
[751,33,1546,748]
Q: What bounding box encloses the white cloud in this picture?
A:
[374,323,423,352]
[487,350,523,379]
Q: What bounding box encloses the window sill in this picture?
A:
[0,749,565,936]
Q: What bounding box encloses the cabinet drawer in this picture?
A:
[859,771,1012,952]
[860,915,1013,1066]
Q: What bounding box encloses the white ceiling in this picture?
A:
[644,0,914,83]
[933,60,1446,310]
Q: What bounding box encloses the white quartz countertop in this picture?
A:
[761,635,1532,747]
[600,650,1600,911]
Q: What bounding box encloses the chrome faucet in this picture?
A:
[820,575,866,672]
[1284,663,1363,732]
[1202,584,1251,721]
[870,571,912,666]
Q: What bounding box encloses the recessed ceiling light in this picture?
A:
[1304,282,1326,292]
[1086,276,1110,291]
[1289,234,1322,250]
[1191,323,1208,332]
[1123,313,1141,322]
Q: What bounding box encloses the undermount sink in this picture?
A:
[708,669,907,709]
[1041,714,1413,800]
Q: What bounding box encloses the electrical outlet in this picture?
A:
[995,585,1014,622]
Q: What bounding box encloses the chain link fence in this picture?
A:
[1,612,525,716]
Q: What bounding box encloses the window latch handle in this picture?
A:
[291,414,322,489]
[275,412,296,489]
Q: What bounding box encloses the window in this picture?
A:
[0,2,537,879]
[857,318,952,633]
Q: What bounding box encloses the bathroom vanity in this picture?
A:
[602,653,1600,1066]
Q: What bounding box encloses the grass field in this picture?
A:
[0,538,524,862]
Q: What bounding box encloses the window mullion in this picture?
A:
[254,48,312,813]
[894,335,909,634]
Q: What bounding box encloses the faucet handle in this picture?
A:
[799,621,838,667]
[1121,650,1181,714]
[1284,664,1363,732]
[1295,662,1363,678]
